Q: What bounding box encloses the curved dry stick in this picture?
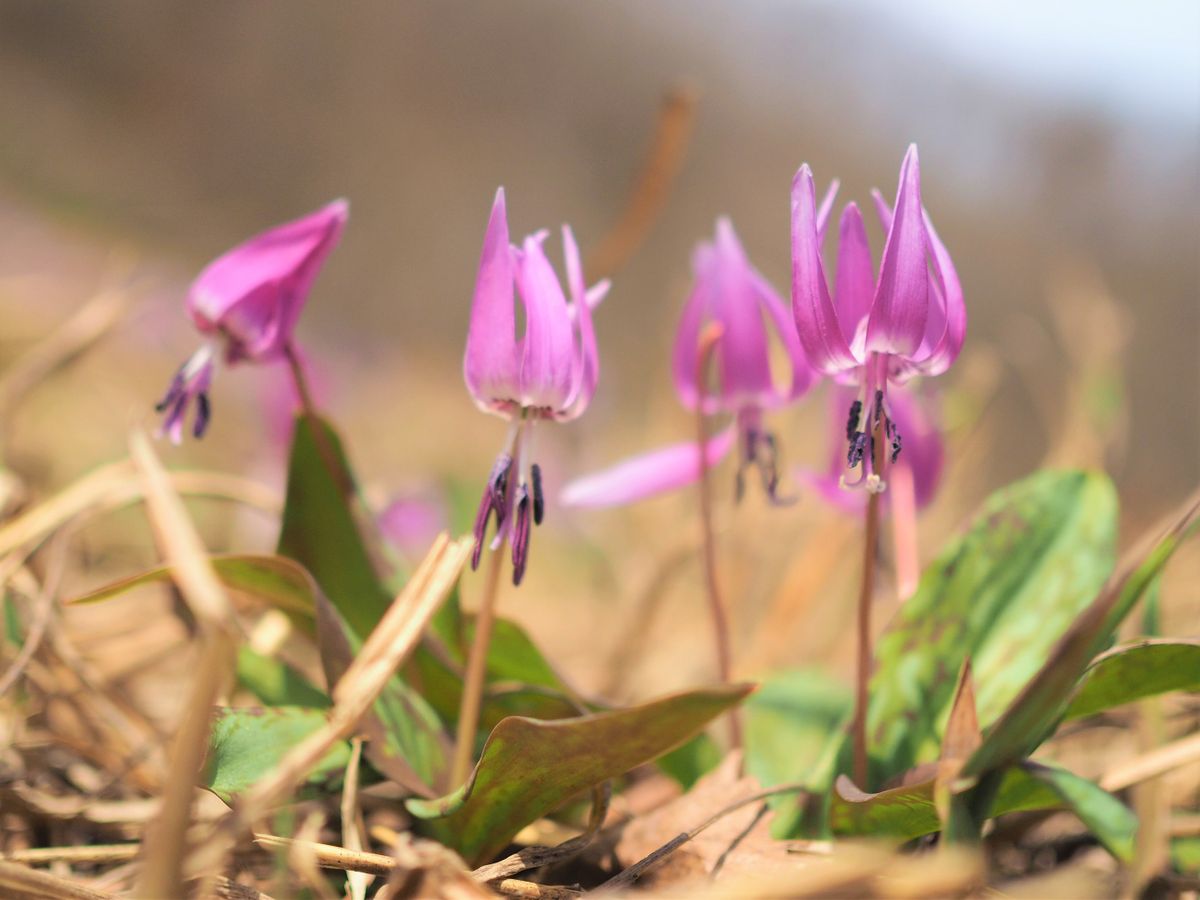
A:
[585,87,698,281]
[596,782,810,893]
[0,529,72,697]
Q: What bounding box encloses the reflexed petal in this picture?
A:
[187,199,348,362]
[833,203,875,345]
[865,145,929,357]
[790,165,859,375]
[557,224,601,420]
[907,211,966,376]
[671,245,712,410]
[560,427,736,507]
[515,232,576,410]
[464,188,521,411]
[748,269,817,403]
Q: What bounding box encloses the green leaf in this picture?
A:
[3,591,21,648]
[962,491,1200,780]
[830,764,1068,841]
[656,735,723,790]
[1064,639,1200,721]
[406,684,754,865]
[277,414,391,638]
[204,706,349,805]
[1018,761,1137,862]
[1172,837,1200,874]
[867,470,1117,782]
[235,647,330,708]
[69,554,320,631]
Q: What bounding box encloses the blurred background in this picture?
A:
[0,1,1196,697]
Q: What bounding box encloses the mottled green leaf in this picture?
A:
[830,764,1063,841]
[963,491,1200,780]
[1064,639,1200,721]
[867,470,1117,783]
[278,414,391,638]
[235,646,329,708]
[1018,761,1137,861]
[406,684,753,865]
[203,706,349,805]
[69,554,320,631]
[746,668,853,791]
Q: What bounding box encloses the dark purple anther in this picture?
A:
[470,453,513,570]
[510,484,532,586]
[530,463,544,526]
[845,399,862,441]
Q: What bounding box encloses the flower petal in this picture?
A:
[464,188,520,412]
[560,426,736,507]
[188,199,348,362]
[557,224,600,421]
[711,219,774,407]
[865,145,929,358]
[887,384,944,509]
[749,268,817,403]
[833,203,875,347]
[671,244,712,410]
[791,166,858,375]
[515,232,576,410]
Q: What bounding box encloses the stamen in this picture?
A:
[891,429,902,464]
[530,463,544,526]
[845,400,862,441]
[847,432,868,467]
[510,484,532,586]
[193,392,212,439]
[470,453,513,570]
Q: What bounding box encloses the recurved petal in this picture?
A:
[560,427,737,507]
[671,247,712,410]
[887,385,944,509]
[749,268,818,404]
[464,188,521,410]
[865,145,929,358]
[833,203,875,346]
[711,219,775,406]
[557,224,600,420]
[910,211,966,376]
[187,198,348,361]
[791,165,859,375]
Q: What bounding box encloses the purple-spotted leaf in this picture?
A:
[866,470,1117,783]
[406,684,754,865]
[1063,638,1200,721]
[961,489,1200,780]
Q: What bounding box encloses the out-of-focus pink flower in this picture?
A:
[792,145,963,494]
[465,188,608,585]
[156,200,348,443]
[379,490,449,561]
[562,217,825,508]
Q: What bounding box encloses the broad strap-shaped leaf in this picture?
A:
[406,684,754,865]
[203,706,350,805]
[69,553,320,631]
[1063,639,1200,721]
[235,646,330,708]
[1018,761,1137,862]
[867,470,1116,783]
[962,490,1200,780]
[277,414,391,638]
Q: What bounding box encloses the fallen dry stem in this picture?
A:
[0,859,115,900]
[129,428,239,899]
[1102,730,1200,793]
[0,844,140,866]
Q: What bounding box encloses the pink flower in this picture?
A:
[464,188,608,585]
[156,200,348,443]
[562,216,826,508]
[791,145,963,493]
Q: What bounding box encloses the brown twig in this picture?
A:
[586,87,698,281]
[0,844,140,866]
[596,782,810,892]
[0,859,115,900]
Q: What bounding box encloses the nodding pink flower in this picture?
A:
[562,216,826,509]
[156,200,348,443]
[791,144,963,495]
[464,188,608,585]
[803,383,943,513]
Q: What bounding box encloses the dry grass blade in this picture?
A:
[341,737,372,900]
[585,87,697,281]
[0,284,129,431]
[189,534,472,876]
[129,428,237,899]
[0,844,140,865]
[1101,731,1200,792]
[0,859,115,900]
[255,835,396,876]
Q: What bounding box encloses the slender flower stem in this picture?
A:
[694,322,741,751]
[451,533,506,788]
[282,341,355,498]
[851,390,887,788]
